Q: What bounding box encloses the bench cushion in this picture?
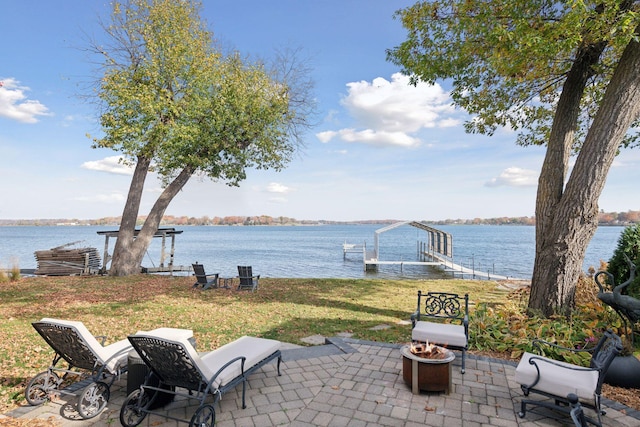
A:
[515,352,599,403]
[412,321,467,348]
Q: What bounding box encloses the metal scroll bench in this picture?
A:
[120,334,282,427]
[410,291,469,373]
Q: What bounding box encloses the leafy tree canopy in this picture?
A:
[387,0,640,150]
[92,0,307,187]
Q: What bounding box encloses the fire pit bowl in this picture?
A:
[401,343,455,394]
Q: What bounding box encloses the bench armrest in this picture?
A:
[410,311,419,327]
[463,315,469,336]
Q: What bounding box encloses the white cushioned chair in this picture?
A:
[411,291,469,373]
[515,330,622,427]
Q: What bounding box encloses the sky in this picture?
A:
[1,1,638,222]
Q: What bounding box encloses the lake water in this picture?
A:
[0,224,624,280]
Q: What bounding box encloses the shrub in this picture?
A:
[8,263,20,281]
[0,260,21,282]
[468,273,624,365]
[607,224,640,299]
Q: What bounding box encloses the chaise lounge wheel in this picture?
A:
[25,371,60,405]
[190,404,216,427]
[77,381,110,419]
[120,389,151,427]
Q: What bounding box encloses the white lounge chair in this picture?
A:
[120,333,281,427]
[26,318,132,419]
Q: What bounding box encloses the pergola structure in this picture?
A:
[96,228,188,274]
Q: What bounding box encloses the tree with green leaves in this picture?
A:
[90,0,315,276]
[387,0,640,316]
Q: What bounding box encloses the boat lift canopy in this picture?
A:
[373,221,452,260]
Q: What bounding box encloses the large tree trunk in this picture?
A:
[109,155,151,276]
[529,33,640,316]
[109,161,195,276]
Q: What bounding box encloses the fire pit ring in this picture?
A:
[401,344,455,395]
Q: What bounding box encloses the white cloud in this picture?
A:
[0,78,52,123]
[317,73,460,147]
[81,156,134,175]
[266,182,291,194]
[485,167,538,187]
[316,131,337,143]
[73,192,126,203]
[330,128,421,147]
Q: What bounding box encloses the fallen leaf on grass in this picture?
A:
[424,405,436,412]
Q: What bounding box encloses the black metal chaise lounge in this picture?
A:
[120,333,282,427]
[25,318,132,419]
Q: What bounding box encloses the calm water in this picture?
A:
[0,224,624,280]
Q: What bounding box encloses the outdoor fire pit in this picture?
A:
[401,341,455,395]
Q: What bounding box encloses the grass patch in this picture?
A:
[0,275,506,412]
[0,274,637,414]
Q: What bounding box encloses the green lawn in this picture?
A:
[0,274,510,413]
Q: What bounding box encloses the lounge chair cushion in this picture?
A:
[199,336,280,387]
[39,318,131,372]
[515,352,599,403]
[141,334,280,389]
[412,321,467,348]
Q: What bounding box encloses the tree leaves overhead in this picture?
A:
[387,0,640,148]
[92,0,308,187]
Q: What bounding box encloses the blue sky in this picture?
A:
[1,1,638,221]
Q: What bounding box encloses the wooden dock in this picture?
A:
[34,241,101,275]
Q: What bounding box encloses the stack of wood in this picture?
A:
[34,241,101,276]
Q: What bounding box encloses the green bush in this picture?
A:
[607,224,640,299]
[468,274,628,364]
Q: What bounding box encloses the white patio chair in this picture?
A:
[515,330,622,427]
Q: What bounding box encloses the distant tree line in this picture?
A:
[0,210,637,227]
